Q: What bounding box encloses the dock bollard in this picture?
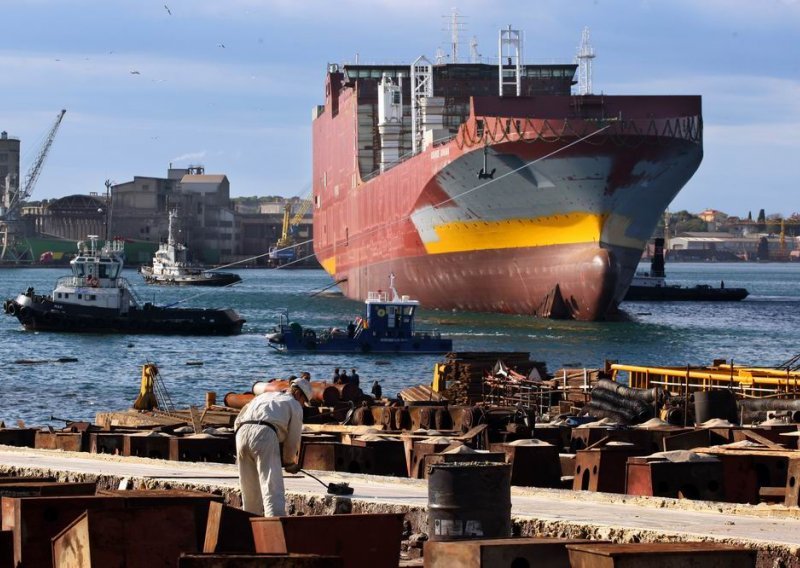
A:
[427,461,511,541]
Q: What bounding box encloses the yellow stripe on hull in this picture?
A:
[423,213,609,255]
[320,256,336,275]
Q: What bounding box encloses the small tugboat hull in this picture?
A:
[5,294,245,335]
[141,271,242,287]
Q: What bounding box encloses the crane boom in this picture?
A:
[14,109,67,212]
[0,108,67,263]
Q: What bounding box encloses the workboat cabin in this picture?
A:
[267,276,452,353]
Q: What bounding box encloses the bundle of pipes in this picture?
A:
[223,380,363,409]
[583,379,664,425]
[739,398,800,424]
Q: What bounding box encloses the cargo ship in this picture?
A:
[311,28,703,320]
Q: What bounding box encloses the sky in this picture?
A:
[2,0,799,216]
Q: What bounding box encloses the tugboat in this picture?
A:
[624,238,749,302]
[4,236,245,335]
[139,210,241,287]
[266,275,452,353]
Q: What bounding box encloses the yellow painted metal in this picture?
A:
[611,362,800,398]
[320,256,336,274]
[422,212,607,255]
[133,363,159,411]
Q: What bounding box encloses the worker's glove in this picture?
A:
[284,463,301,474]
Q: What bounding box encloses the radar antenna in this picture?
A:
[575,26,596,95]
[469,36,481,63]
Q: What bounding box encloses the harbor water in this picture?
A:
[1,262,800,425]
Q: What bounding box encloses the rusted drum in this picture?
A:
[427,462,511,542]
[251,380,341,405]
[223,392,254,409]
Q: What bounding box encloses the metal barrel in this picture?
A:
[427,462,511,542]
[693,390,738,424]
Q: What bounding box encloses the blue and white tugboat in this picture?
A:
[4,236,245,335]
[267,275,452,353]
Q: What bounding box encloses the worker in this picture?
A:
[332,367,341,383]
[234,377,313,516]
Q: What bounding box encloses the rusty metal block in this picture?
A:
[251,513,404,568]
[625,455,725,501]
[531,425,569,451]
[1,495,122,568]
[96,489,221,548]
[566,542,756,567]
[559,454,576,478]
[573,446,644,494]
[785,458,800,507]
[424,451,505,479]
[348,437,408,476]
[410,440,452,479]
[424,537,594,568]
[203,502,257,554]
[0,481,96,499]
[0,530,11,568]
[732,426,798,446]
[52,506,199,568]
[89,432,126,455]
[179,553,343,567]
[489,443,561,488]
[300,441,406,476]
[34,430,88,452]
[0,428,36,448]
[123,432,172,459]
[662,428,728,451]
[169,435,236,464]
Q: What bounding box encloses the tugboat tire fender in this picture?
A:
[8,303,18,316]
[18,306,30,318]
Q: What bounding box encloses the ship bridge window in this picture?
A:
[403,306,415,316]
[73,264,86,277]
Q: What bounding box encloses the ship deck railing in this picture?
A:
[611,363,800,398]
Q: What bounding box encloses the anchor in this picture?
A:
[477,145,496,179]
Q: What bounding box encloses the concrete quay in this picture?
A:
[1,445,800,567]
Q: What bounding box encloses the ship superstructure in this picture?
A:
[311,27,703,320]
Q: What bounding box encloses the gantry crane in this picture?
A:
[0,109,67,263]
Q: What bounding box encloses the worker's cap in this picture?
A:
[291,377,313,402]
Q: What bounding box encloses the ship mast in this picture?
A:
[575,26,596,96]
[411,56,433,155]
[498,25,522,97]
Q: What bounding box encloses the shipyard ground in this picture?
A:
[1,445,799,567]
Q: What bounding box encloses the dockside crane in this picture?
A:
[268,195,313,265]
[0,109,67,263]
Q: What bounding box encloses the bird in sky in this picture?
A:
[217,43,226,49]
[164,4,171,15]
[130,70,141,75]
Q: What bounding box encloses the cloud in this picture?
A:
[171,151,207,163]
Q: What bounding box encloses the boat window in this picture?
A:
[73,263,85,277]
[98,264,108,279]
[64,293,70,299]
[57,293,62,299]
[403,306,414,316]
[107,264,120,279]
[77,294,82,299]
